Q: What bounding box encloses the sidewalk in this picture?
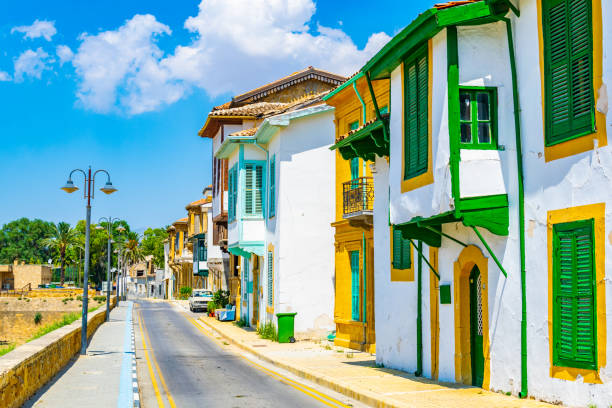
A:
[197,313,560,408]
[23,301,137,408]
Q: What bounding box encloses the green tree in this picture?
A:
[141,227,168,268]
[120,231,145,269]
[0,218,55,264]
[41,222,79,285]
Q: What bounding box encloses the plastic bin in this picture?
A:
[276,312,297,343]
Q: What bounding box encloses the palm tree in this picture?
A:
[42,222,79,285]
[120,231,145,268]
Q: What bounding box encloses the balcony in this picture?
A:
[342,177,374,226]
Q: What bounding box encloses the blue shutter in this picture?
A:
[350,251,360,321]
[267,251,273,307]
[269,156,276,218]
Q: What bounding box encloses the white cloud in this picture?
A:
[13,48,54,82]
[56,45,74,65]
[68,0,391,114]
[0,71,11,81]
[11,20,57,41]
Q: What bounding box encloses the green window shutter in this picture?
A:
[403,46,428,179]
[543,0,594,145]
[350,251,360,321]
[255,164,263,215]
[350,158,359,180]
[269,156,275,217]
[553,219,596,369]
[228,167,235,221]
[245,164,253,215]
[267,251,273,306]
[392,227,411,270]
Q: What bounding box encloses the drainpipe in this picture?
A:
[415,240,423,376]
[362,232,367,349]
[353,81,368,177]
[495,15,527,398]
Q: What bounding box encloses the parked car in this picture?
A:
[189,289,213,312]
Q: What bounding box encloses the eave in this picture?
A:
[330,116,390,161]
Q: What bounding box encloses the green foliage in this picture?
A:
[41,222,80,284]
[179,286,192,300]
[76,296,82,301]
[34,312,42,325]
[257,322,277,341]
[207,301,217,313]
[0,218,55,264]
[141,228,168,269]
[93,296,106,302]
[0,343,15,357]
[28,312,80,342]
[234,317,248,328]
[212,290,230,309]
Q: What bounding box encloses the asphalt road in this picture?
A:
[134,300,358,408]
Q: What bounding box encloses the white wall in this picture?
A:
[263,108,336,334]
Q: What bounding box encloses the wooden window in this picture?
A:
[403,45,429,179]
[542,0,595,145]
[350,158,359,180]
[349,120,359,131]
[269,155,276,218]
[350,251,360,321]
[459,87,497,149]
[392,227,411,270]
[267,250,273,307]
[244,163,264,217]
[553,219,597,369]
[228,165,237,221]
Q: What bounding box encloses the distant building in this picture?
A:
[0,263,52,291]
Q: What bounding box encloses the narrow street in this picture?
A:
[134,300,362,408]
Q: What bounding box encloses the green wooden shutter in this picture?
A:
[350,251,360,321]
[392,227,411,270]
[255,164,263,215]
[269,156,276,217]
[228,167,235,221]
[553,219,596,369]
[267,251,273,306]
[403,46,428,179]
[350,158,359,180]
[543,0,594,145]
[245,165,253,215]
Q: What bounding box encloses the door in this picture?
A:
[469,265,484,387]
[252,257,259,327]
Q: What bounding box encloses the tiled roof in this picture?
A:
[232,66,345,104]
[434,0,479,9]
[186,197,211,209]
[230,127,259,137]
[174,217,188,224]
[209,102,287,117]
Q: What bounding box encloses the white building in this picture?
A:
[216,97,337,336]
[331,0,611,406]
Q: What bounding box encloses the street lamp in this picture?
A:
[61,166,117,355]
[97,217,122,322]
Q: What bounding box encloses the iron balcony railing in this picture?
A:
[342,177,374,217]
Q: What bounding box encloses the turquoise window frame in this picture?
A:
[242,160,266,219]
[350,250,360,321]
[269,155,276,219]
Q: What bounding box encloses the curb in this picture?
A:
[198,317,400,408]
[131,319,140,408]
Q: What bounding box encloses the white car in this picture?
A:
[189,289,213,312]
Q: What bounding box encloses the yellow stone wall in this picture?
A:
[0,297,116,408]
[326,76,389,353]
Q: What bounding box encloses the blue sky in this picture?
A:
[0,0,432,231]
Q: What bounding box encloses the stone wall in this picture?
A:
[0,297,116,408]
[13,265,52,289]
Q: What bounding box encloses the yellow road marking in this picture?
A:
[136,311,165,408]
[182,313,351,408]
[138,309,178,408]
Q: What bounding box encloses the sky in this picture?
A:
[0,0,432,232]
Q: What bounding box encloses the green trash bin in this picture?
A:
[276,312,297,343]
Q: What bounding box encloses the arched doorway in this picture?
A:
[454,245,490,389]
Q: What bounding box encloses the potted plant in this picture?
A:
[207,301,217,317]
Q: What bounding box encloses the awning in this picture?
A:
[330,116,389,161]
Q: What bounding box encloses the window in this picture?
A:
[349,120,359,131]
[269,155,276,218]
[244,163,264,217]
[174,232,180,253]
[197,238,207,262]
[374,105,389,116]
[459,88,497,149]
[232,255,239,277]
[552,219,596,369]
[350,251,360,321]
[228,165,238,221]
[267,251,273,307]
[403,45,428,179]
[350,158,359,180]
[392,227,411,270]
[542,0,594,145]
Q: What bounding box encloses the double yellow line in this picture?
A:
[182,314,351,408]
[137,307,177,408]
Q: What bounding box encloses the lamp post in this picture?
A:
[96,218,122,322]
[61,166,117,355]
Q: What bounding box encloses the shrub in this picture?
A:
[256,322,277,341]
[207,301,217,313]
[212,290,230,309]
[34,312,42,325]
[28,312,80,342]
[76,296,82,301]
[92,296,106,302]
[234,317,248,328]
[179,287,192,300]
